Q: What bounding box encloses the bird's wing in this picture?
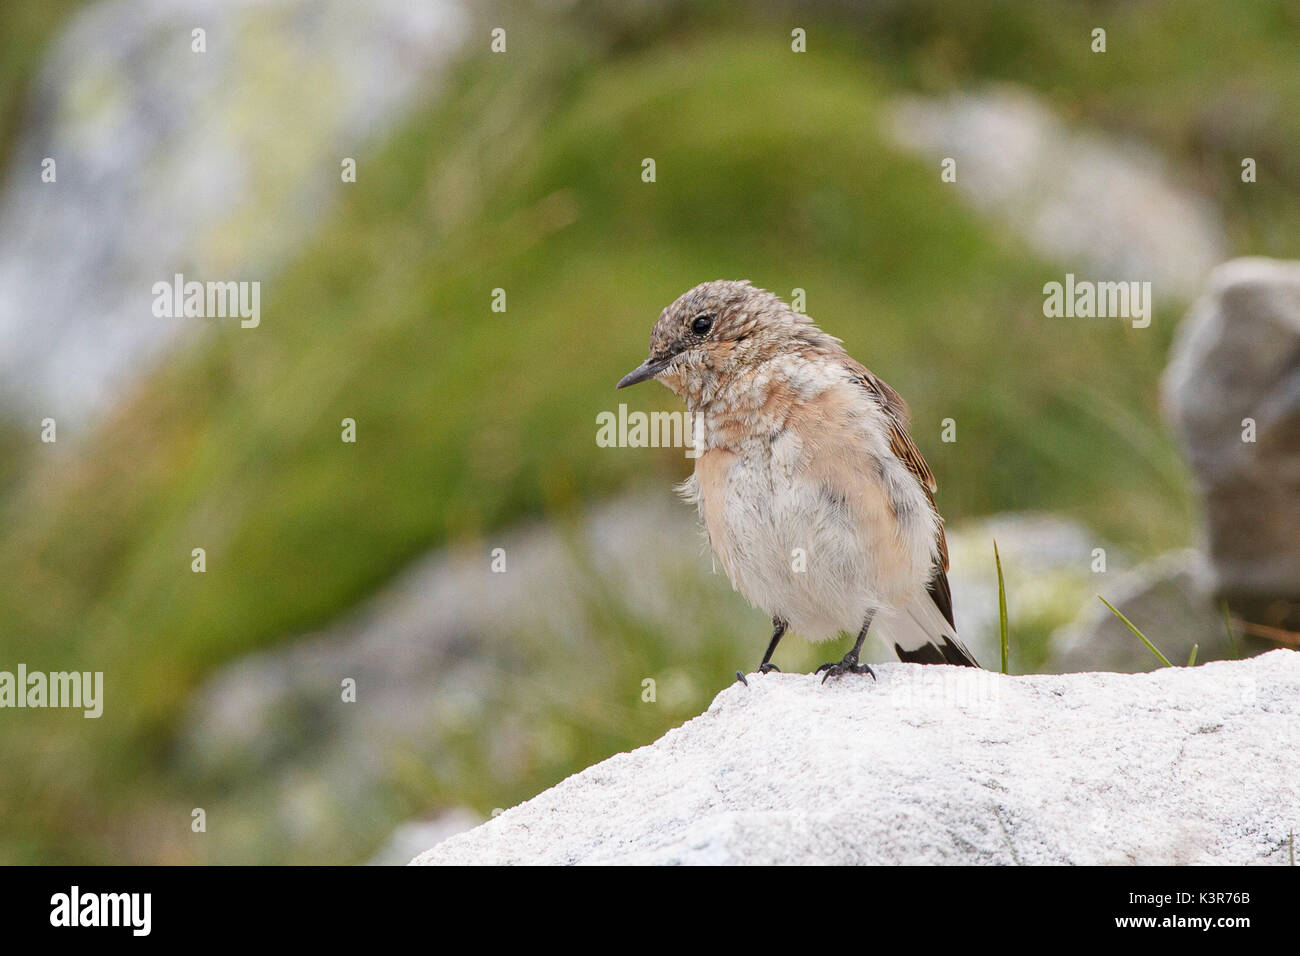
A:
[841,359,948,573]
[841,359,977,667]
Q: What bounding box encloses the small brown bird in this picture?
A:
[618,280,979,681]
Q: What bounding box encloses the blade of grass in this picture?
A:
[994,539,1009,675]
[1098,595,1172,667]
[1220,600,1240,659]
[1186,643,1198,666]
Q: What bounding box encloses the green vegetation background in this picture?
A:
[0,0,1297,862]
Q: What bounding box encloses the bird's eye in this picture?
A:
[692,314,714,335]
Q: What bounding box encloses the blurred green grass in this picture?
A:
[1,0,1297,862]
[0,1,84,158]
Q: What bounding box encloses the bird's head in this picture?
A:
[617,280,818,403]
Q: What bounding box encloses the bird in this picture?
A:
[616,280,979,682]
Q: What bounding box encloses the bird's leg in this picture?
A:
[816,611,877,684]
[735,617,787,685]
[758,617,787,673]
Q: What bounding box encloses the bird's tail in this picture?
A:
[876,570,979,667]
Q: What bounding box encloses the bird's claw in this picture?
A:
[816,656,876,684]
[736,662,780,687]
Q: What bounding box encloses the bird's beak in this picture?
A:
[616,354,672,389]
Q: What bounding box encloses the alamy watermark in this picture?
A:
[1042,273,1152,328]
[0,665,102,718]
[50,886,150,936]
[152,273,260,328]
[596,403,704,458]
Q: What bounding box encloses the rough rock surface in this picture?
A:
[1163,257,1300,634]
[413,651,1300,865]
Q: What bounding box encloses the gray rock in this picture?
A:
[413,651,1300,865]
[1050,549,1273,672]
[367,809,479,866]
[887,87,1224,300]
[1162,258,1300,635]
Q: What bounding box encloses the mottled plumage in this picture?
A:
[618,280,978,678]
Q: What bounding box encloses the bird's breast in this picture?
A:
[689,386,938,639]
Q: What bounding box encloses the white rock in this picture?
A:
[412,651,1300,865]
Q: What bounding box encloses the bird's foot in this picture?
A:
[735,662,781,686]
[816,653,876,684]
